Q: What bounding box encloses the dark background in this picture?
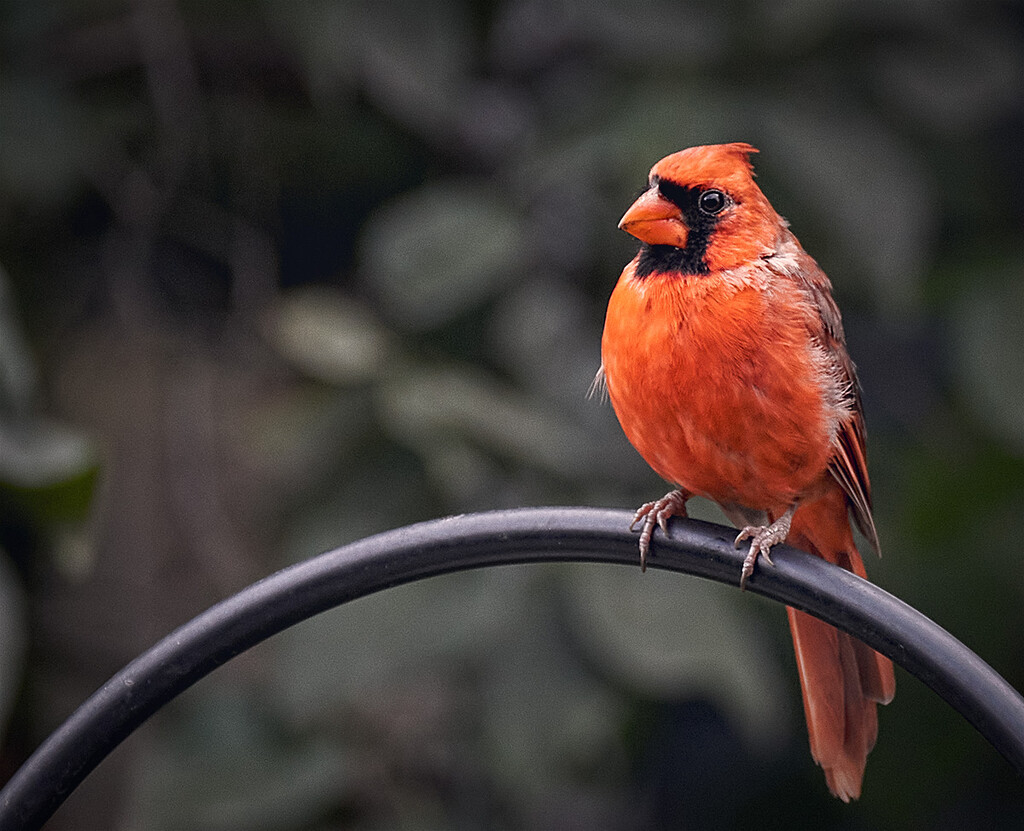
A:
[2,1,1024,828]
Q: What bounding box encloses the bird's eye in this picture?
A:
[698,189,727,215]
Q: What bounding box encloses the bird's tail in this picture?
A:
[785,487,895,801]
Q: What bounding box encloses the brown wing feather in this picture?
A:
[828,412,880,554]
[795,248,879,554]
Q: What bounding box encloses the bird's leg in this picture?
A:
[735,503,797,590]
[630,489,689,571]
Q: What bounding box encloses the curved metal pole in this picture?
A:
[2,507,1023,829]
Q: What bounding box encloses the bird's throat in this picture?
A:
[634,242,710,279]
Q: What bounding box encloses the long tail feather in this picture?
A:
[785,488,894,800]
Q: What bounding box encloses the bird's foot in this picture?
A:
[630,490,689,571]
[735,505,796,590]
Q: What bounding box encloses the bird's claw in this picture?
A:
[630,490,688,571]
[734,508,795,590]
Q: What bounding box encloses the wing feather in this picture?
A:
[792,244,879,554]
[828,412,879,554]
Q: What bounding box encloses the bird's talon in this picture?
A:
[739,559,755,590]
[629,490,689,571]
[656,510,671,534]
[732,508,795,588]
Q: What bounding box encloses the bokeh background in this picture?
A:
[2,1,1024,828]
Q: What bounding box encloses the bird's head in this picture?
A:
[619,143,781,276]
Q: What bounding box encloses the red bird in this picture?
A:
[598,143,895,800]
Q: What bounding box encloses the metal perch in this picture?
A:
[2,507,1022,829]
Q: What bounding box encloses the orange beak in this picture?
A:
[618,187,688,248]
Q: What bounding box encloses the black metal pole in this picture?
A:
[1,507,1022,830]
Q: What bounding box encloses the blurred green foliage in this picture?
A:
[2,0,1024,828]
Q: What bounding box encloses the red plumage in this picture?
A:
[600,143,894,800]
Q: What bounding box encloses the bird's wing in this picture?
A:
[796,250,880,554]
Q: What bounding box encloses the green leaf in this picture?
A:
[269,287,394,385]
[359,181,525,330]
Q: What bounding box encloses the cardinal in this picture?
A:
[598,143,894,800]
